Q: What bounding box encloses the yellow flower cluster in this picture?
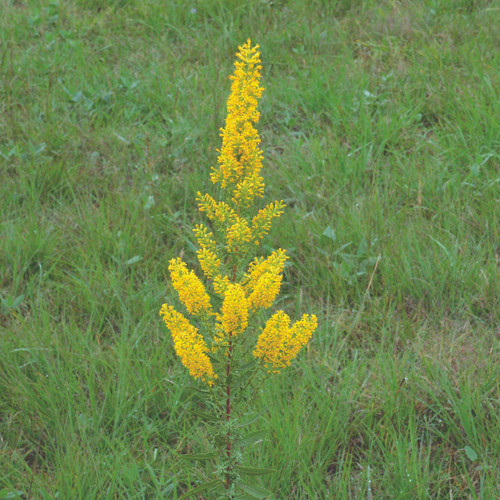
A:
[216,283,249,342]
[159,40,317,386]
[253,311,317,372]
[197,193,237,228]
[211,39,265,208]
[223,284,249,335]
[251,200,286,243]
[226,216,252,252]
[244,249,288,310]
[231,171,265,208]
[168,258,212,315]
[193,225,221,279]
[213,275,230,296]
[196,39,285,257]
[159,304,216,384]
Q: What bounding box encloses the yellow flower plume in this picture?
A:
[159,304,216,384]
[213,275,230,297]
[226,216,253,252]
[196,192,237,227]
[251,200,286,244]
[218,283,249,337]
[193,225,222,279]
[243,249,288,309]
[253,311,317,372]
[197,40,284,253]
[168,258,212,315]
[210,39,265,207]
[159,40,317,387]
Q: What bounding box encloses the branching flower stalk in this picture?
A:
[159,40,317,499]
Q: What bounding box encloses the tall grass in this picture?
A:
[1,0,498,497]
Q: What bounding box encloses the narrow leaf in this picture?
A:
[236,409,267,428]
[125,255,142,265]
[235,465,278,476]
[237,429,269,448]
[239,482,275,499]
[188,409,218,422]
[237,359,258,373]
[0,491,25,500]
[178,479,220,499]
[184,384,210,395]
[181,452,217,461]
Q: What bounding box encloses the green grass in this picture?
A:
[1,0,498,498]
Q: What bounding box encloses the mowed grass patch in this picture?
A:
[1,0,498,497]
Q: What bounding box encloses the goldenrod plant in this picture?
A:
[160,40,317,499]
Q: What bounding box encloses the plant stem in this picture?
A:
[225,262,237,492]
[225,336,233,491]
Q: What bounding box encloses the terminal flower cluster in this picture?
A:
[159,39,317,385]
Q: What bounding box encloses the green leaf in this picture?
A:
[188,409,218,422]
[181,452,217,461]
[186,239,198,253]
[464,446,478,461]
[236,409,267,428]
[178,479,220,499]
[125,255,142,265]
[238,359,258,372]
[239,482,275,499]
[184,384,210,396]
[237,429,269,448]
[235,465,278,476]
[0,491,25,499]
[144,195,155,210]
[322,226,336,242]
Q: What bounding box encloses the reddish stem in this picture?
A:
[225,262,237,490]
[225,338,233,490]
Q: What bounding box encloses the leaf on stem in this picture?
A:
[239,482,275,499]
[178,479,220,499]
[235,465,278,476]
[237,429,269,448]
[181,452,217,461]
[188,408,218,422]
[236,408,268,428]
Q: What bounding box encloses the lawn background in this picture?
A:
[0,0,498,498]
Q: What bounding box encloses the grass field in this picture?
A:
[1,0,499,498]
